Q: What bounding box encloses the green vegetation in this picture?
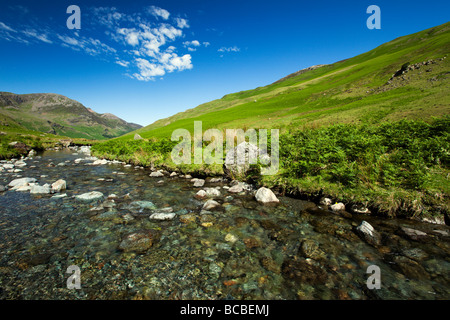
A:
[0,126,97,160]
[92,22,450,218]
[264,117,450,218]
[115,22,449,140]
[91,118,449,218]
[0,92,141,140]
[2,23,448,219]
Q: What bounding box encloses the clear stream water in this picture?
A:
[0,148,449,300]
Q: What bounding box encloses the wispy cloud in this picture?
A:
[0,5,211,82]
[0,22,16,32]
[218,46,240,53]
[23,29,52,43]
[115,60,130,67]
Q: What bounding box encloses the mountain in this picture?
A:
[119,22,449,140]
[0,92,141,140]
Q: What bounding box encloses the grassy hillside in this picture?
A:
[116,22,449,140]
[92,22,449,218]
[0,92,141,140]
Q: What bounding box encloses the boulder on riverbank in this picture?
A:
[150,170,164,177]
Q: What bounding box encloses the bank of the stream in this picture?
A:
[91,118,450,221]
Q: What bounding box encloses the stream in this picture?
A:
[0,147,449,300]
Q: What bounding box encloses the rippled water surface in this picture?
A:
[0,148,449,299]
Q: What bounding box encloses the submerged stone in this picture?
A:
[399,227,428,241]
[282,258,328,285]
[75,191,104,202]
[300,240,326,260]
[129,201,157,210]
[355,221,381,247]
[118,230,157,253]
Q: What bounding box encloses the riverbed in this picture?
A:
[0,148,449,299]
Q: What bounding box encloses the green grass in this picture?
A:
[112,22,448,141]
[90,22,450,218]
[91,117,450,218]
[0,125,98,160]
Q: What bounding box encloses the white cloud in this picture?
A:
[0,6,203,83]
[116,60,130,67]
[175,18,189,29]
[133,58,166,81]
[132,51,192,81]
[183,40,200,47]
[23,29,52,43]
[218,46,240,53]
[0,21,16,32]
[118,28,140,46]
[58,35,80,46]
[148,6,170,20]
[57,34,116,56]
[203,41,210,47]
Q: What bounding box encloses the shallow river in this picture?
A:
[0,148,449,299]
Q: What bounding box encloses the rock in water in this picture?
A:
[203,199,221,211]
[193,179,205,187]
[51,179,67,193]
[204,187,221,198]
[399,227,427,241]
[150,171,164,177]
[356,221,381,247]
[30,184,51,194]
[300,240,325,260]
[228,184,244,193]
[255,187,279,203]
[8,177,37,188]
[128,201,157,211]
[194,190,207,199]
[75,191,104,202]
[281,259,328,285]
[149,212,176,220]
[118,231,156,253]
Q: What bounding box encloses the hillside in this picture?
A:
[119,21,449,140]
[91,22,450,218]
[0,92,141,140]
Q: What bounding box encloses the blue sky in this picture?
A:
[0,0,448,126]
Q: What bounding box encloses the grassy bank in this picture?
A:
[0,130,97,160]
[91,117,450,219]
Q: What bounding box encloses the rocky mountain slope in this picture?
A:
[0,92,141,140]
